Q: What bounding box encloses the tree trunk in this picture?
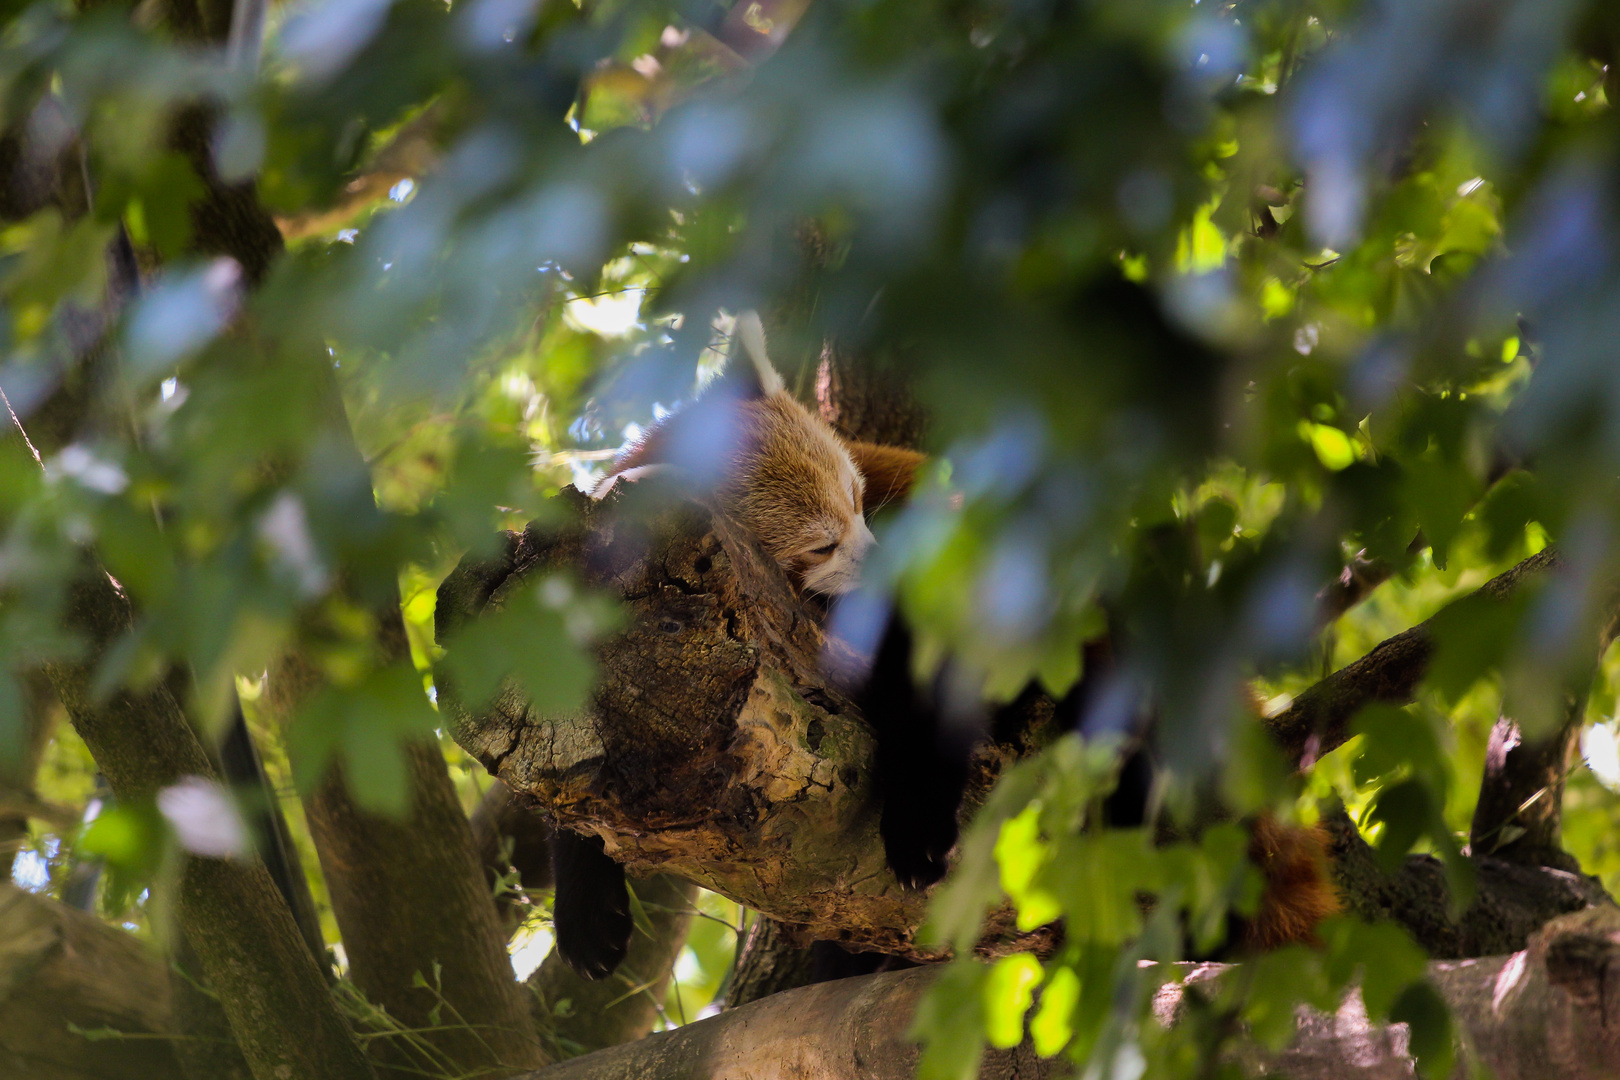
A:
[724,917,819,1009]
[45,568,377,1080]
[1469,711,1584,870]
[292,743,549,1076]
[265,634,548,1076]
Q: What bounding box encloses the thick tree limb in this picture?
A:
[1155,905,1620,1080]
[0,884,182,1080]
[1267,547,1563,766]
[437,488,1041,960]
[517,906,1620,1080]
[514,966,1060,1080]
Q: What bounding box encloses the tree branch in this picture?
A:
[514,965,1060,1080]
[0,884,183,1080]
[1154,905,1620,1080]
[268,648,549,1078]
[515,905,1620,1080]
[529,874,698,1055]
[1324,806,1609,959]
[724,917,819,1009]
[1468,711,1585,870]
[1267,547,1564,766]
[438,490,1040,959]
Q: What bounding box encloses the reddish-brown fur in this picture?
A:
[596,314,873,596]
[1242,813,1341,949]
[842,439,927,513]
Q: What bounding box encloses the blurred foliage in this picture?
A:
[0,0,1619,1072]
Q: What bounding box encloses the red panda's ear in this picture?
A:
[718,311,785,400]
[843,439,927,510]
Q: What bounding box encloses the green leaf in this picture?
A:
[1390,980,1455,1080]
[438,575,617,716]
[289,665,440,816]
[983,953,1043,1049]
[1029,965,1079,1058]
[910,959,989,1080]
[995,803,1061,931]
[1319,918,1428,1021]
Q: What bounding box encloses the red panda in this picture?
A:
[594,312,881,596]
[557,313,1334,980]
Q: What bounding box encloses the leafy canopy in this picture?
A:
[3,0,1620,1073]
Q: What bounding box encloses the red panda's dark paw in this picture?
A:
[880,805,956,890]
[551,829,633,980]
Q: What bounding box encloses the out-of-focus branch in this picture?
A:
[1267,547,1563,766]
[274,105,446,242]
[0,672,61,877]
[0,884,185,1080]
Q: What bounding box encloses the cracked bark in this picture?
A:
[441,501,1609,963]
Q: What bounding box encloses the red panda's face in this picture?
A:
[727,394,876,596]
[592,312,881,596]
